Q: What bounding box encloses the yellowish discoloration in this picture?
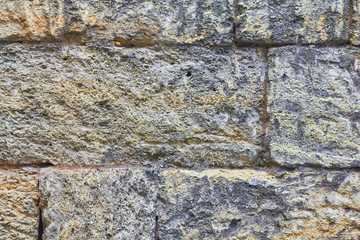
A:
[351,1,360,45]
[0,45,264,167]
[161,169,278,184]
[0,168,40,240]
[0,0,232,45]
[183,229,200,240]
[0,1,50,41]
[316,16,329,41]
[236,1,272,41]
[274,172,360,239]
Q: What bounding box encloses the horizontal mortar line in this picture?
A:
[1,163,360,172]
[235,40,354,48]
[0,163,54,170]
[0,41,360,49]
[0,40,233,49]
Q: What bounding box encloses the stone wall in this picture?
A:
[1,1,360,239]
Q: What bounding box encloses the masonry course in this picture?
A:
[1,0,360,239]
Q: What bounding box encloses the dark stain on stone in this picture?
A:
[101,148,121,164]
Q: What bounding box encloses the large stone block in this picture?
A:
[39,168,157,240]
[0,0,234,45]
[268,46,360,168]
[0,44,265,167]
[235,0,349,45]
[0,167,40,240]
[158,169,360,239]
[50,0,235,46]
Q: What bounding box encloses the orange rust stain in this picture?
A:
[0,9,49,40]
[68,24,85,33]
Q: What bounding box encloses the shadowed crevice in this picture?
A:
[155,215,159,240]
[38,209,43,240]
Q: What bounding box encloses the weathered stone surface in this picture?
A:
[158,169,360,239]
[235,0,349,45]
[0,0,53,42]
[39,168,157,240]
[0,167,39,240]
[51,0,234,46]
[268,46,360,167]
[351,0,360,45]
[0,0,234,45]
[0,44,265,167]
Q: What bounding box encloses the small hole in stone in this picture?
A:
[230,219,241,226]
[186,71,192,77]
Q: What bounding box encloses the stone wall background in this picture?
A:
[1,0,360,239]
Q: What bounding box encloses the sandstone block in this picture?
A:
[158,169,360,239]
[0,0,234,45]
[268,46,360,167]
[236,0,349,45]
[39,168,157,240]
[0,44,265,167]
[0,168,39,240]
[50,0,235,46]
[0,0,52,42]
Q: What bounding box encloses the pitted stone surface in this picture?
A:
[0,0,52,42]
[268,46,360,167]
[235,0,349,45]
[50,0,235,46]
[351,0,360,45]
[0,44,265,167]
[0,0,234,45]
[158,169,360,239]
[0,168,39,240]
[39,168,157,240]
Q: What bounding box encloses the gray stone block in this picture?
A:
[268,46,360,167]
[236,0,349,45]
[158,169,360,239]
[0,44,265,167]
[39,168,157,240]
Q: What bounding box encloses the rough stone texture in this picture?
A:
[0,44,265,167]
[0,0,53,42]
[0,0,234,45]
[3,2,360,238]
[0,167,39,240]
[39,168,157,240]
[351,0,360,45]
[235,0,349,45]
[268,46,360,167]
[158,169,360,239]
[52,0,235,46]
